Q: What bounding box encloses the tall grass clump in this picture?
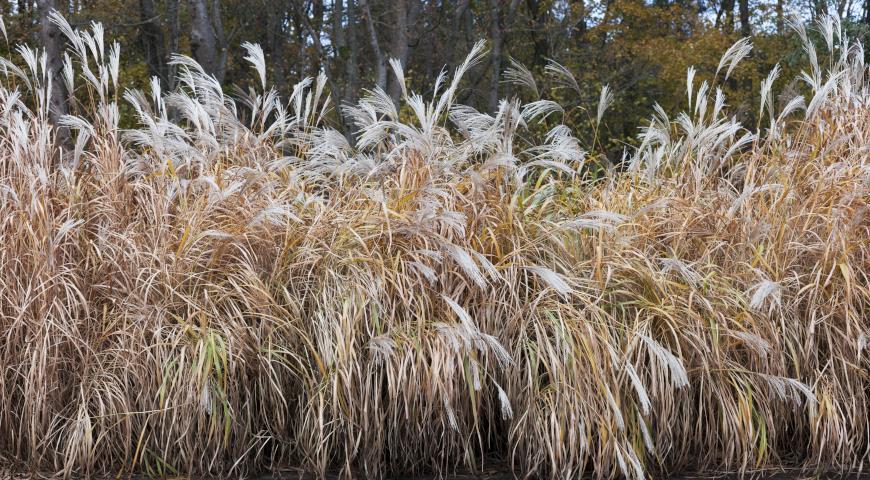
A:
[0,14,868,479]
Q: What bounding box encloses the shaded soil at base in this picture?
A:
[5,465,869,480]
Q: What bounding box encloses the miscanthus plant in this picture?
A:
[0,13,868,479]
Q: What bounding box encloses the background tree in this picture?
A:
[189,0,226,81]
[36,0,69,145]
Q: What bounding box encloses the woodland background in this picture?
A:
[8,0,870,156]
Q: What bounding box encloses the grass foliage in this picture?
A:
[0,15,868,479]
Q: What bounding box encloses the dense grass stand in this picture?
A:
[0,14,868,479]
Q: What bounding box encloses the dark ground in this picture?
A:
[3,464,870,480]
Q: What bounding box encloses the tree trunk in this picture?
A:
[311,0,324,77]
[488,0,502,112]
[346,0,360,104]
[387,0,409,104]
[451,0,471,66]
[836,0,847,18]
[166,0,180,89]
[211,0,226,80]
[571,0,587,37]
[138,0,168,87]
[297,1,344,111]
[463,0,475,50]
[36,0,70,146]
[738,0,750,37]
[525,0,550,71]
[266,0,287,92]
[189,0,225,82]
[360,0,386,91]
[716,0,735,32]
[776,0,783,34]
[332,0,345,79]
[488,0,520,112]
